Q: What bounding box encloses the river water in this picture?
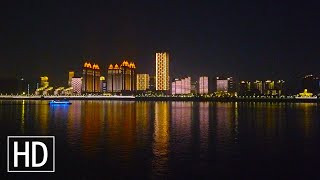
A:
[0,100,319,179]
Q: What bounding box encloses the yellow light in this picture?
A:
[156,52,170,90]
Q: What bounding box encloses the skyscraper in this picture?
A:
[137,74,150,91]
[253,80,263,94]
[216,77,228,92]
[156,52,170,91]
[265,80,275,95]
[107,60,136,93]
[199,76,209,94]
[82,62,101,93]
[92,64,101,93]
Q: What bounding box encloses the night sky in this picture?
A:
[1,1,319,86]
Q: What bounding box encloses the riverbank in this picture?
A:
[0,95,319,103]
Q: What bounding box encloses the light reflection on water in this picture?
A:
[1,100,320,178]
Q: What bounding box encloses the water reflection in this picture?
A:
[3,100,320,178]
[20,100,25,133]
[152,102,170,177]
[36,101,49,134]
[199,102,209,153]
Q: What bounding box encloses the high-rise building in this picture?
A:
[171,77,191,95]
[253,80,263,94]
[100,76,106,93]
[82,62,93,93]
[92,64,101,93]
[199,76,209,94]
[82,62,101,93]
[265,80,275,95]
[71,77,82,95]
[107,60,136,93]
[216,77,228,92]
[68,71,74,86]
[137,74,150,91]
[156,52,170,91]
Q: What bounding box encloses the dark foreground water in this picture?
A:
[1,100,320,179]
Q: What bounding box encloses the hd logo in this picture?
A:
[7,136,55,172]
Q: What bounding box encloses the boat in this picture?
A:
[48,100,72,105]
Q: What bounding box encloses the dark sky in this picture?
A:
[1,0,319,86]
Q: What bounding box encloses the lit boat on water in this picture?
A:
[48,100,72,105]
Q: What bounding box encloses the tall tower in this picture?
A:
[82,62,94,93]
[107,60,136,93]
[156,52,170,91]
[92,64,101,92]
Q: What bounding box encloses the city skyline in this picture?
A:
[1,1,319,86]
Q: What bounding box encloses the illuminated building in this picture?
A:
[302,74,319,94]
[216,77,228,92]
[253,80,263,94]
[71,77,82,95]
[68,71,74,86]
[171,77,191,95]
[156,52,170,91]
[82,62,101,93]
[107,60,136,93]
[100,76,106,93]
[40,76,49,87]
[265,80,276,95]
[199,76,209,94]
[137,74,150,91]
[35,76,53,95]
[93,64,101,93]
[82,62,93,93]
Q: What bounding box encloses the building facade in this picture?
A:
[172,77,191,95]
[216,77,228,92]
[107,60,136,93]
[82,62,101,93]
[156,52,170,91]
[199,76,209,94]
[71,77,82,95]
[136,74,150,91]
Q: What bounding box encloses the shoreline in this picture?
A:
[0,95,319,103]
